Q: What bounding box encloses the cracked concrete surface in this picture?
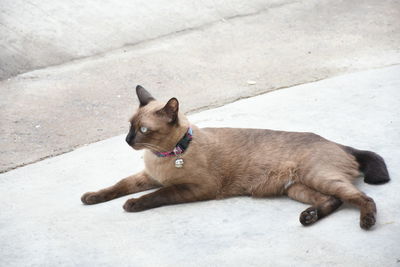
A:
[1,66,399,266]
[1,0,400,173]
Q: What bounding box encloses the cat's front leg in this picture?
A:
[123,183,215,212]
[81,171,161,205]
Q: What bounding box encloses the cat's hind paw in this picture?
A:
[360,212,376,230]
[300,207,319,226]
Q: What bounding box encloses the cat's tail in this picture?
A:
[341,145,390,184]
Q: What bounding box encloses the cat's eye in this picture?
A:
[140,126,148,133]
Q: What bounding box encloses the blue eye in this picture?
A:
[140,126,148,133]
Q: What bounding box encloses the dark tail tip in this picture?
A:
[343,146,390,185]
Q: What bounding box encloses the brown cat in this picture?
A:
[81,85,390,229]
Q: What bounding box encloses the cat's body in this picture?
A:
[145,126,357,198]
[82,86,390,229]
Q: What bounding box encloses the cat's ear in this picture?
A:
[136,85,155,106]
[157,98,179,123]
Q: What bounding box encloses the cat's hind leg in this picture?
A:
[304,172,377,230]
[286,183,342,226]
[81,171,161,205]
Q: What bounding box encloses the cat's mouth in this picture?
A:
[129,143,144,150]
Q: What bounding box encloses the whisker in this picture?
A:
[136,142,169,152]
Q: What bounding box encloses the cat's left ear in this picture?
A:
[136,85,155,107]
[157,98,179,123]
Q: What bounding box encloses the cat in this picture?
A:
[81,85,390,229]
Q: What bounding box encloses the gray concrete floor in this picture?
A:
[1,0,400,172]
[0,0,289,79]
[1,66,399,266]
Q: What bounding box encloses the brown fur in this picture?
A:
[81,86,390,230]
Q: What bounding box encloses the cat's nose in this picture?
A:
[125,130,135,145]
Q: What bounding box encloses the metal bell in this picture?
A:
[175,158,184,168]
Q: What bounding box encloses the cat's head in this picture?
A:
[125,85,189,152]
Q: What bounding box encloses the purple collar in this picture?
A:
[154,127,193,157]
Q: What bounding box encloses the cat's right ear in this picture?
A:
[156,98,179,123]
[136,85,155,107]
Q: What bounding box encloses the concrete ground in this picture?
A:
[1,66,399,266]
[1,0,400,172]
[0,0,288,79]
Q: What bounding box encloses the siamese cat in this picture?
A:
[82,85,390,229]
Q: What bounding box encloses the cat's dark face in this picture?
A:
[125,86,181,152]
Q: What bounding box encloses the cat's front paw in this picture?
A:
[123,198,149,212]
[81,192,104,205]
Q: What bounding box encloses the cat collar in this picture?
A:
[154,127,193,157]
